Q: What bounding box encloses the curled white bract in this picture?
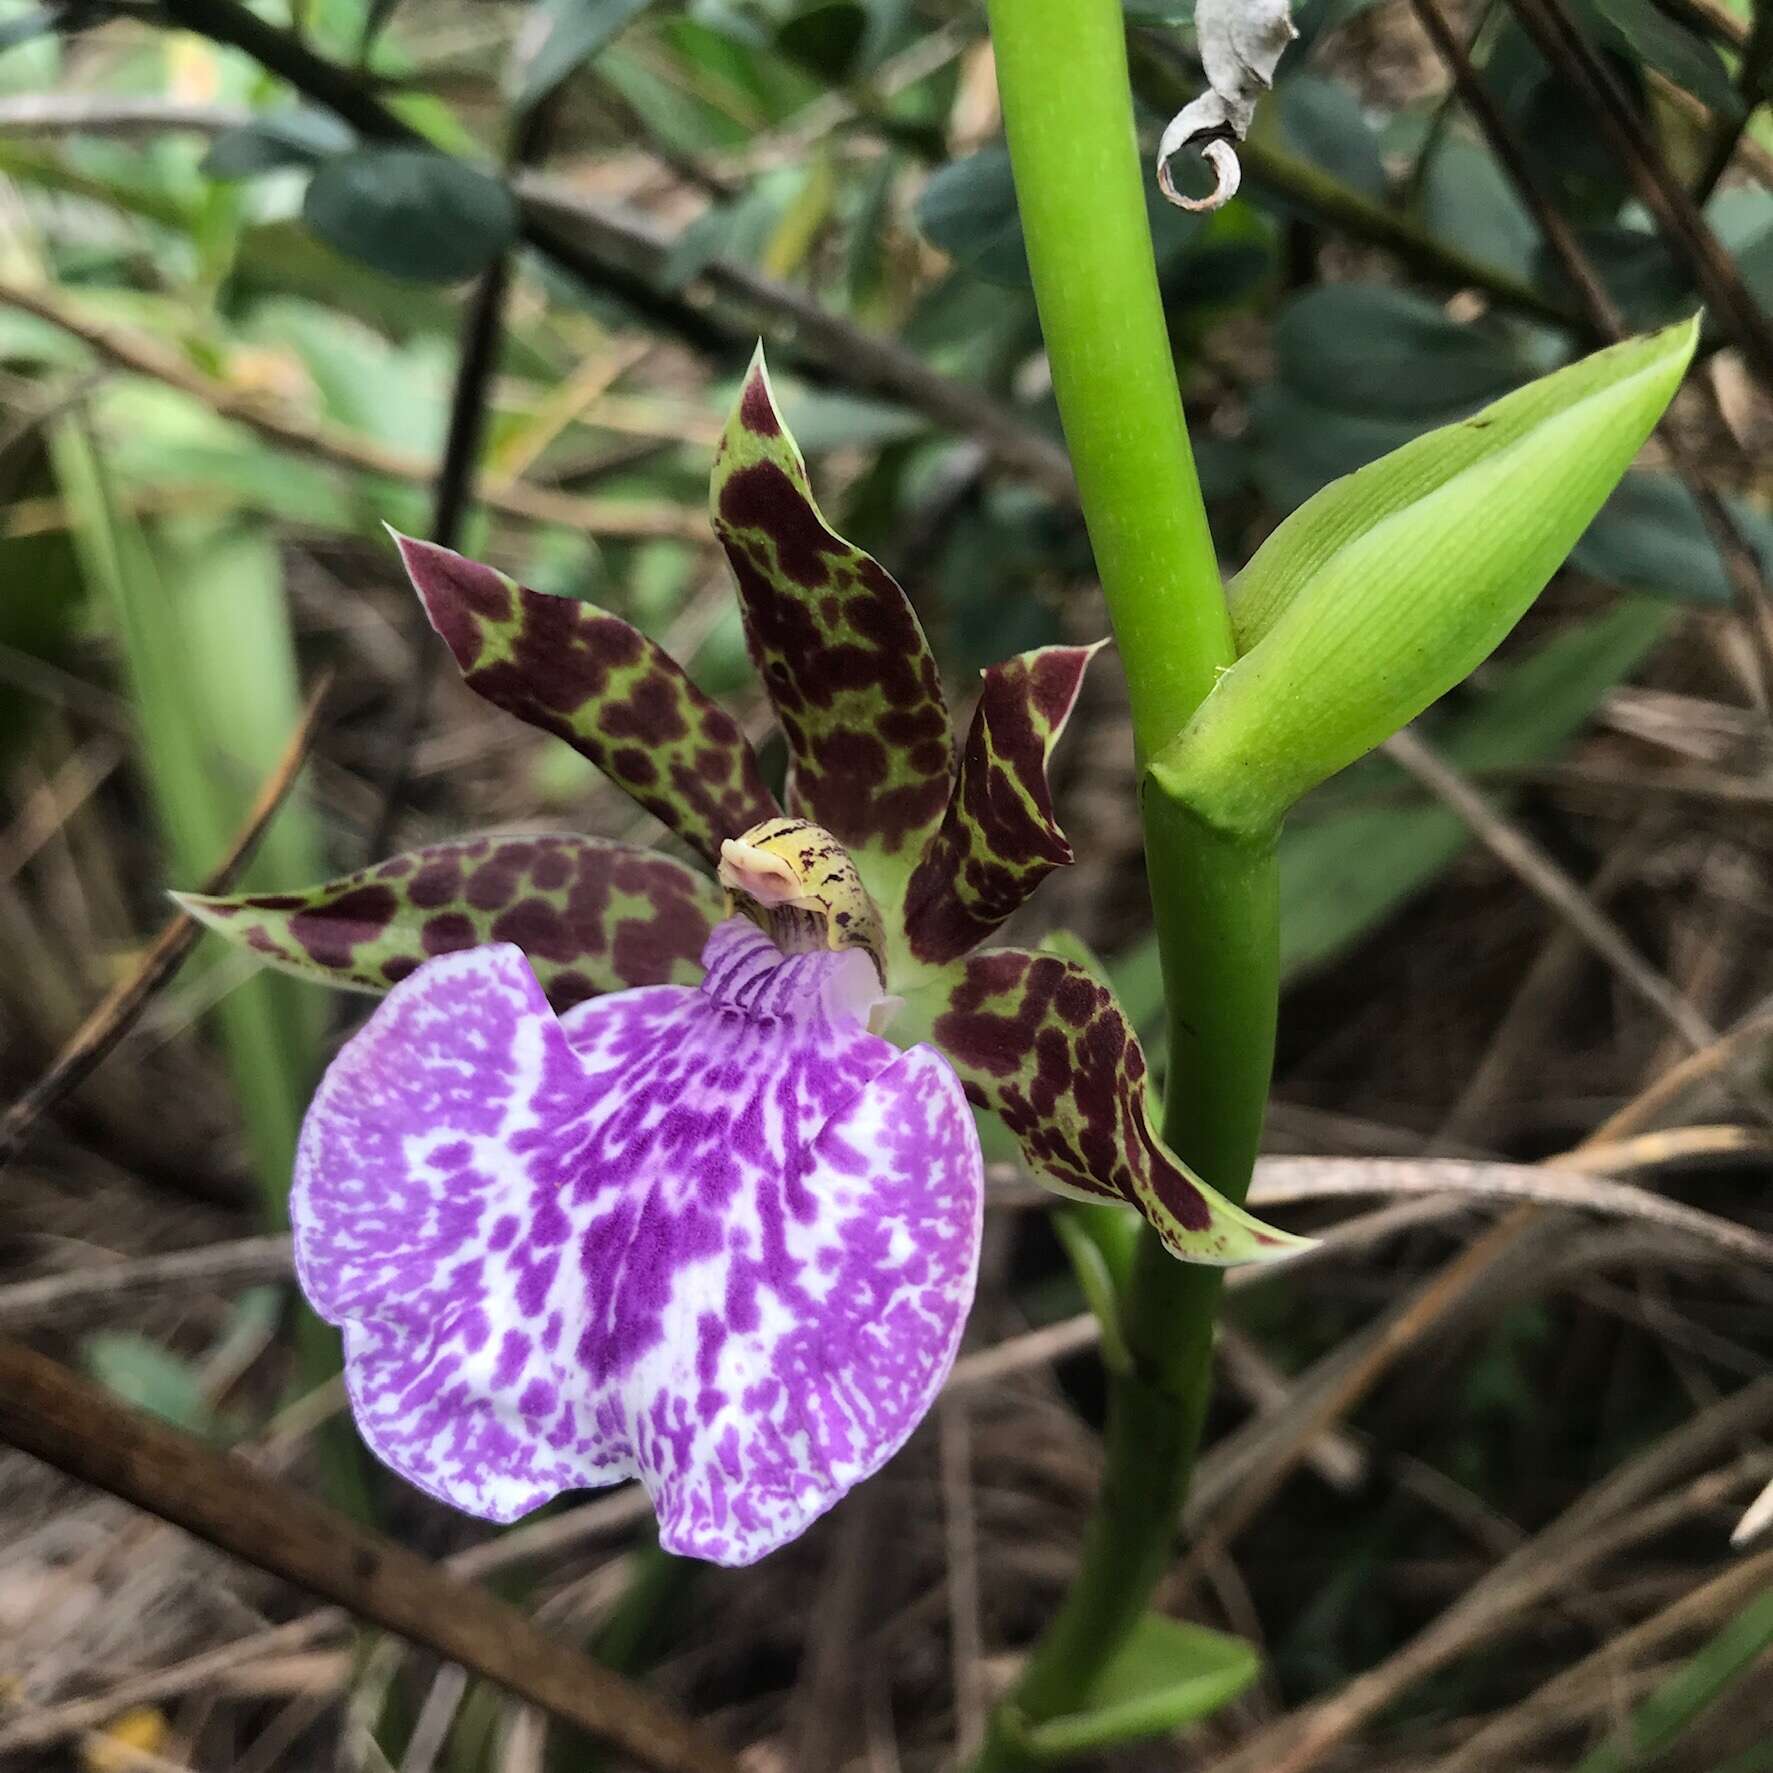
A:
[1154,0,1296,213]
[1157,133,1242,212]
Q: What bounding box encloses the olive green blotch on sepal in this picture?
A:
[903,642,1105,966]
[927,945,1309,1266]
[710,347,956,878]
[395,532,780,867]
[178,834,726,1013]
[1152,319,1698,837]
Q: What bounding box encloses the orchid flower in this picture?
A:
[183,351,1303,1565]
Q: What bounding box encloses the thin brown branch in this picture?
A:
[1694,0,1773,201]
[1217,1326,1369,1491]
[1407,0,1773,707]
[1216,1389,1773,1773]
[1509,0,1773,391]
[0,737,124,885]
[0,1234,295,1330]
[1247,1143,1773,1263]
[0,1481,656,1756]
[0,95,251,133]
[1435,1542,1773,1770]
[1593,999,1773,1144]
[0,675,332,1169]
[0,1339,738,1773]
[0,83,1584,367]
[1176,1005,1773,1582]
[511,175,1081,502]
[0,93,1080,504]
[1433,819,1659,1147]
[0,276,705,542]
[1383,728,1722,1054]
[1407,0,1622,328]
[1125,31,1587,332]
[940,1404,986,1763]
[364,125,526,862]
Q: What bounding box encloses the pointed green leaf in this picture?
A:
[1591,0,1741,122]
[927,949,1309,1266]
[1227,319,1698,653]
[50,424,322,1234]
[710,348,956,877]
[1014,1613,1259,1759]
[903,643,1103,965]
[83,1334,225,1439]
[397,535,780,866]
[201,109,355,179]
[179,834,724,1013]
[1156,320,1697,836]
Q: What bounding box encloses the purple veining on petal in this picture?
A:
[292,921,983,1565]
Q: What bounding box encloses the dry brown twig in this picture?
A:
[1432,815,1666,1147]
[1406,0,1773,707]
[1435,1541,1773,1770]
[940,1401,987,1762]
[1209,1383,1773,1773]
[0,674,333,1170]
[1176,1010,1773,1581]
[0,1235,298,1331]
[1169,971,1773,1768]
[1247,1143,1773,1264]
[13,1130,1762,1334]
[0,276,706,543]
[1509,0,1773,391]
[1383,729,1726,1058]
[0,1478,659,1757]
[0,1339,735,1773]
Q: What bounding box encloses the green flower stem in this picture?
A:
[977,1,1280,1763]
[987,2,1231,754]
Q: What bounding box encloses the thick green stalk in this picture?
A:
[977,2,1280,1763]
[988,4,1230,751]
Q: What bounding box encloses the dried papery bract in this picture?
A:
[1156,0,1297,214]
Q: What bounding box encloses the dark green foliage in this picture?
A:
[512,0,656,109]
[303,147,519,283]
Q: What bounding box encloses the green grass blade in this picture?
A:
[1575,1585,1773,1772]
[48,419,325,1220]
[50,415,368,1516]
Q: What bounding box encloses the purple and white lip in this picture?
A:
[291,915,983,1566]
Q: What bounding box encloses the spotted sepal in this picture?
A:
[177,834,725,1014]
[709,349,955,869]
[396,535,780,866]
[929,948,1309,1265]
[903,644,1103,965]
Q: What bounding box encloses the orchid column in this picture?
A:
[976,0,1280,1758]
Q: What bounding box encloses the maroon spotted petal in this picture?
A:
[178,833,726,1013]
[709,350,955,871]
[902,644,1102,964]
[929,947,1306,1265]
[397,535,780,866]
